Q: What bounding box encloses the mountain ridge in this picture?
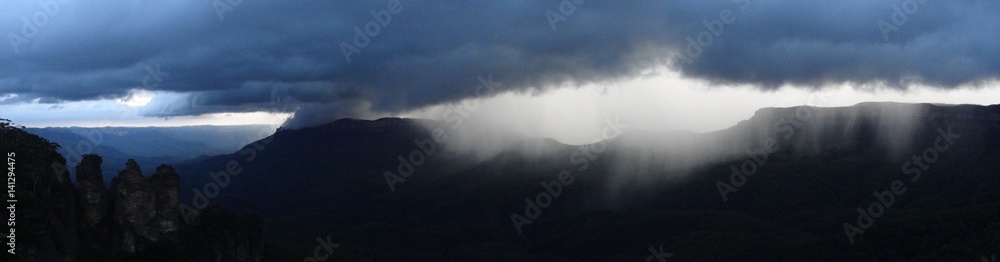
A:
[169,102,1000,260]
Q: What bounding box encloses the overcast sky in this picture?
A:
[2,0,998,143]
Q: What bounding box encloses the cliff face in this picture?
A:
[151,164,181,243]
[99,159,263,260]
[75,155,112,257]
[109,159,158,253]
[0,121,267,261]
[0,121,80,262]
[77,155,109,228]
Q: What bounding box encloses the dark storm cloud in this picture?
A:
[1,0,998,126]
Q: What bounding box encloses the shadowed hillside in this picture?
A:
[173,103,1000,261]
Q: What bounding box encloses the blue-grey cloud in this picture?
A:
[1,0,998,128]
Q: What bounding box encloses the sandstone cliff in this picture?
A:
[0,120,268,261]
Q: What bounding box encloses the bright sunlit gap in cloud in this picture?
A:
[116,90,155,107]
[401,68,1000,145]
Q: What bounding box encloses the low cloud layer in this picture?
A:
[2,0,998,128]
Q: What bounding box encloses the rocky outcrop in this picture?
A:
[2,121,269,261]
[97,159,267,260]
[100,160,266,261]
[96,160,192,255]
[109,159,158,253]
[77,155,110,227]
[76,154,112,257]
[76,158,185,255]
[151,164,181,243]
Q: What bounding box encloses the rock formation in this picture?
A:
[77,155,110,228]
[76,155,112,257]
[1,123,268,261]
[151,164,181,243]
[109,159,158,253]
